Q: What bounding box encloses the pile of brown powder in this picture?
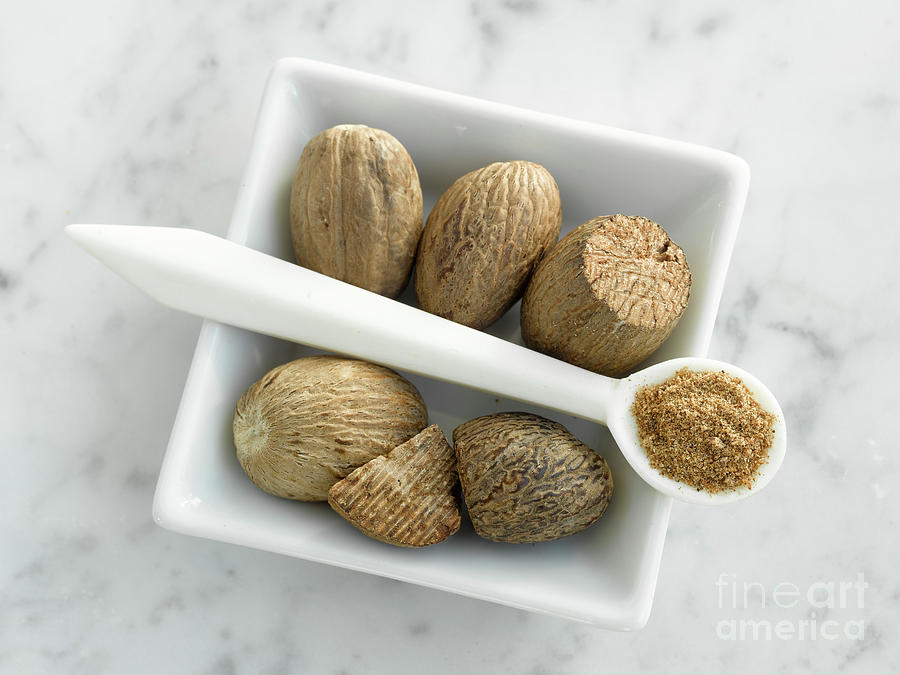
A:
[631,368,775,493]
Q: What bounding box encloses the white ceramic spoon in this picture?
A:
[66,224,786,504]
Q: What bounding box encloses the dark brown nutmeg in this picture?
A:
[453,412,613,543]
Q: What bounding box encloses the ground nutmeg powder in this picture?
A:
[631,368,775,493]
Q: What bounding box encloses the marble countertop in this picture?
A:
[3,1,898,673]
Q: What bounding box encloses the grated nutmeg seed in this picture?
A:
[631,368,775,493]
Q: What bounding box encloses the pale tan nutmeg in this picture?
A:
[415,160,562,330]
[521,214,691,377]
[233,355,427,502]
[289,124,423,298]
[453,412,613,544]
[328,425,461,547]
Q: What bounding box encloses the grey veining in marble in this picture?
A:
[2,1,899,673]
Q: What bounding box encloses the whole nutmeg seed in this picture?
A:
[521,214,691,377]
[415,160,562,329]
[233,355,427,501]
[290,124,423,298]
[453,412,613,543]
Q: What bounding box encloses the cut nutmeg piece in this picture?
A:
[521,214,691,377]
[328,425,461,547]
[453,413,613,543]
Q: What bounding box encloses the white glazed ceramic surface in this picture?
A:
[152,58,749,629]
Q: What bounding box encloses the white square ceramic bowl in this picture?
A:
[152,58,749,630]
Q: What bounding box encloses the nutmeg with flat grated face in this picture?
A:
[415,160,562,330]
[521,214,691,377]
[453,412,613,543]
[328,425,461,547]
[233,355,428,502]
[290,124,423,298]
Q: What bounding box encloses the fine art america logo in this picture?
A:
[715,573,867,641]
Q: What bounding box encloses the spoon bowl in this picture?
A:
[607,357,787,504]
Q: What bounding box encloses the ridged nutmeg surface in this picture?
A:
[328,425,461,547]
[453,412,613,543]
[289,124,423,298]
[415,161,562,329]
[233,355,427,502]
[521,214,691,377]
